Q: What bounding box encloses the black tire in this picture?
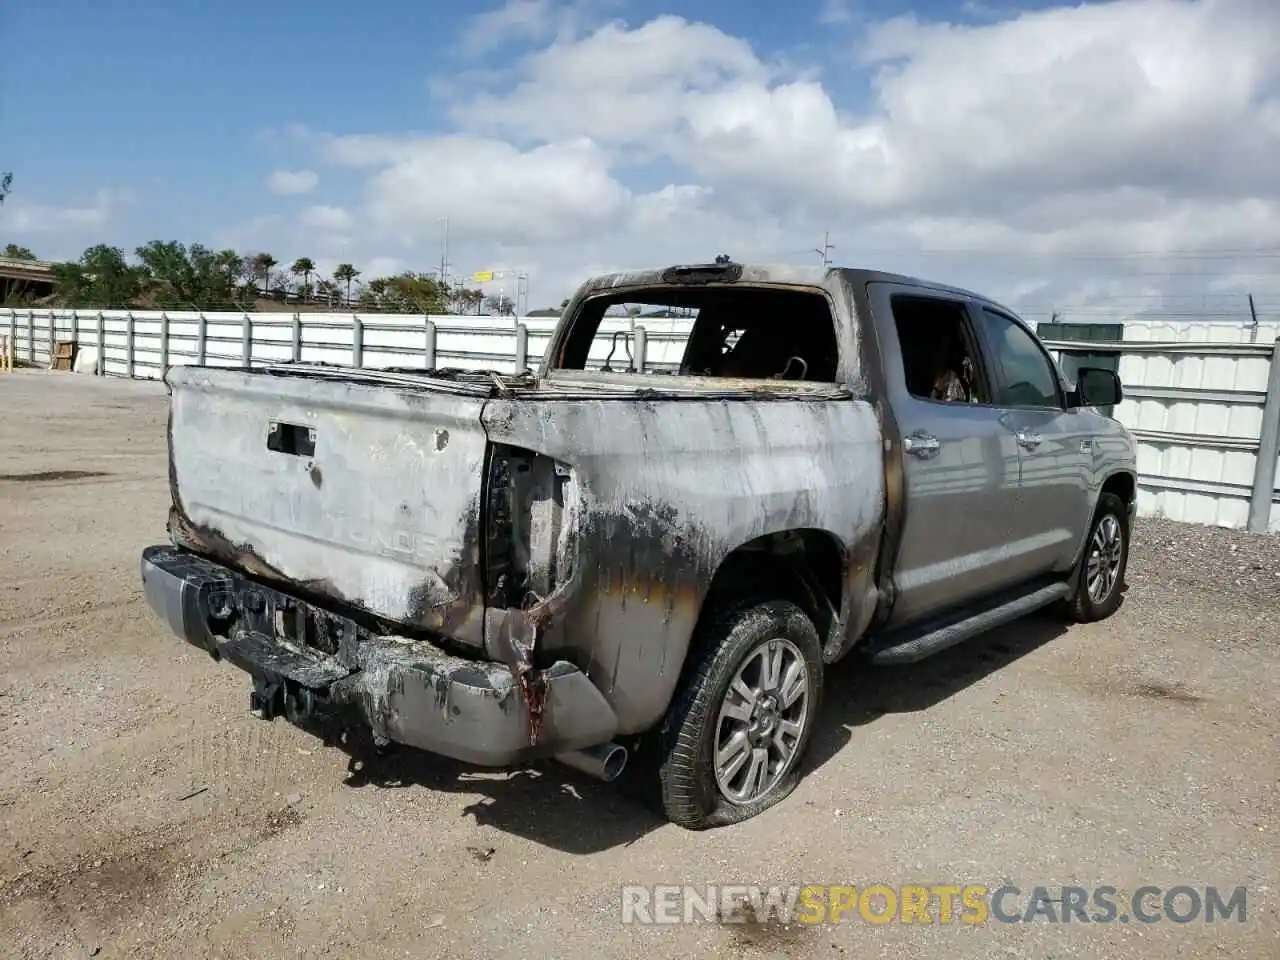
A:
[1061,491,1130,623]
[655,599,824,830]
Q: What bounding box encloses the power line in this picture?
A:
[1018,293,1276,302]
[853,245,1280,261]
[759,246,1280,270]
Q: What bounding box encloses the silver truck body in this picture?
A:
[141,263,1137,793]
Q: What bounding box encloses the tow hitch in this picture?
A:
[249,675,322,724]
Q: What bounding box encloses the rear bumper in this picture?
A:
[140,544,618,766]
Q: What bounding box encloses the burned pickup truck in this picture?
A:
[141,261,1137,829]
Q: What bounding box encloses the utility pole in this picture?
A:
[515,273,529,317]
[813,231,834,266]
[438,216,449,286]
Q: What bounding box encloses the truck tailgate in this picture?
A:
[164,365,489,645]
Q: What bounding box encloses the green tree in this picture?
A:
[133,241,243,307]
[357,276,390,311]
[333,263,360,304]
[213,249,249,301]
[390,273,449,313]
[135,240,194,304]
[357,273,448,314]
[53,244,146,308]
[3,243,36,260]
[291,257,315,302]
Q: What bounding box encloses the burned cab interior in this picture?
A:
[551,283,840,383]
[889,295,991,405]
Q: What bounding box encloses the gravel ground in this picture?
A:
[0,369,1277,959]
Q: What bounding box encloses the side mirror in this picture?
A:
[1072,366,1123,408]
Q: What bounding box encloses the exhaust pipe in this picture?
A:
[555,742,628,782]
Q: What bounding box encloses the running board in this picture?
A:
[868,581,1070,665]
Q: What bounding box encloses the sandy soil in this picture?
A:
[0,369,1276,959]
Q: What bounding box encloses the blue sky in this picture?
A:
[2,0,1277,315]
[0,0,1035,249]
[7,0,880,223]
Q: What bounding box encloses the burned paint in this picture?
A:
[482,390,885,735]
[165,364,492,649]
[157,266,889,756]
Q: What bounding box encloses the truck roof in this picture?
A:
[576,262,999,307]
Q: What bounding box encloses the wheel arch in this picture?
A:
[691,527,846,660]
[1101,470,1137,511]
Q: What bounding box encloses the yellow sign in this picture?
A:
[472,271,494,282]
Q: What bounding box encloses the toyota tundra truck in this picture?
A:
[140,260,1138,830]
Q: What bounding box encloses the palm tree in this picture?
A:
[333,263,360,306]
[250,252,277,298]
[291,257,315,303]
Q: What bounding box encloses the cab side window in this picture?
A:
[978,308,1062,409]
[889,295,991,405]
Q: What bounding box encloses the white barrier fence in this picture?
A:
[3,307,1279,534]
[1043,321,1280,534]
[0,307,697,378]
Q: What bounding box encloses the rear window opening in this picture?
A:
[552,286,840,383]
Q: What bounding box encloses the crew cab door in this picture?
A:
[868,283,1027,628]
[969,305,1094,575]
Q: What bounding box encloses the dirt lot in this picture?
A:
[0,369,1276,959]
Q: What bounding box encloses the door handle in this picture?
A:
[904,432,941,459]
[1015,429,1042,450]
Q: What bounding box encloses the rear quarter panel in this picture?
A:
[483,395,885,735]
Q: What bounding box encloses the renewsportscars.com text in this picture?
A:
[619,883,1250,926]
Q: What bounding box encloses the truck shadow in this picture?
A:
[332,725,666,853]
[326,612,1069,854]
[800,611,1069,779]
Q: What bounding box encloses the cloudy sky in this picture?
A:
[3,0,1279,320]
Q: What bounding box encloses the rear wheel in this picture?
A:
[655,599,824,830]
[1061,491,1130,622]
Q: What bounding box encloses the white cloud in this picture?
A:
[253,0,1280,315]
[325,134,632,245]
[210,214,283,252]
[460,15,769,144]
[1,189,133,235]
[461,0,554,54]
[300,204,352,231]
[362,256,405,278]
[267,169,319,195]
[819,0,857,24]
[459,0,623,56]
